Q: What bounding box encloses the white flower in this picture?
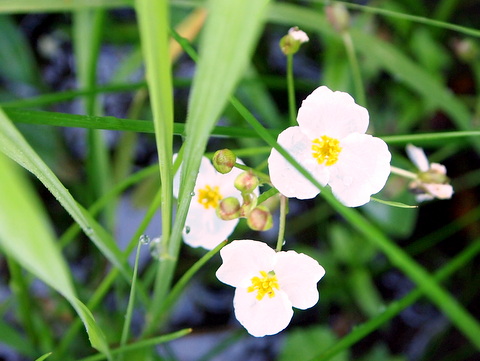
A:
[173,155,255,250]
[288,27,309,43]
[406,144,453,202]
[216,240,325,337]
[268,86,391,207]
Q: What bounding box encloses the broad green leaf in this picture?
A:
[0,153,111,358]
[0,108,131,280]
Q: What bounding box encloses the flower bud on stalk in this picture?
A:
[216,197,241,220]
[212,149,237,174]
[234,170,260,194]
[247,206,273,231]
[279,27,309,55]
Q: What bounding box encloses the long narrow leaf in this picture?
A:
[0,108,131,279]
[0,152,110,358]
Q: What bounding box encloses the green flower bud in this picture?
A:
[280,27,309,55]
[216,197,241,220]
[212,149,237,174]
[234,170,260,194]
[247,206,273,231]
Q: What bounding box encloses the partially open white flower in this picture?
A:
[268,86,391,207]
[216,240,325,337]
[288,26,309,43]
[173,155,256,250]
[406,144,453,202]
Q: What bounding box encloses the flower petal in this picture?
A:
[268,127,329,199]
[297,86,369,139]
[183,206,238,250]
[328,133,391,207]
[274,251,325,309]
[406,144,429,172]
[216,240,276,288]
[233,287,293,337]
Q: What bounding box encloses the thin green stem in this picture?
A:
[119,241,143,360]
[286,53,297,126]
[341,31,365,107]
[390,165,417,180]
[77,329,192,361]
[276,196,287,251]
[148,241,227,328]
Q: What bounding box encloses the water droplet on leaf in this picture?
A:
[185,226,191,234]
[139,234,150,245]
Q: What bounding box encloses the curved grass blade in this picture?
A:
[0,108,131,280]
[0,153,111,359]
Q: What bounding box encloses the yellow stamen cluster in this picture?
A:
[197,185,223,209]
[247,270,280,301]
[312,135,342,166]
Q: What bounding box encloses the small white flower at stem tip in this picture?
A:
[288,26,309,43]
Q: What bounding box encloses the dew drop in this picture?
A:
[84,227,94,237]
[149,237,162,260]
[185,226,191,234]
[139,234,151,245]
[190,192,196,196]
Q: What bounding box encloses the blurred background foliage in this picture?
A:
[0,0,479,360]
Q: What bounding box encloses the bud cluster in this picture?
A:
[213,149,273,232]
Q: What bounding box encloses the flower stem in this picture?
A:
[341,31,366,107]
[390,165,417,180]
[276,195,288,252]
[286,53,297,126]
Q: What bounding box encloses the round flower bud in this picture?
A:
[216,197,241,220]
[212,149,237,174]
[279,27,309,55]
[234,170,260,194]
[247,206,273,231]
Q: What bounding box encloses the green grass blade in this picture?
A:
[134,0,174,309]
[0,108,131,280]
[336,1,480,38]
[78,329,192,361]
[310,238,480,361]
[35,352,53,361]
[0,317,37,358]
[0,15,41,86]
[0,0,131,13]
[0,153,111,358]
[142,0,270,335]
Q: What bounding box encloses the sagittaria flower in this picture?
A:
[216,240,325,337]
[268,86,391,207]
[406,144,453,202]
[173,155,256,250]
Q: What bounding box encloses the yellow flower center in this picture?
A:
[312,135,342,166]
[247,270,280,301]
[197,185,223,209]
